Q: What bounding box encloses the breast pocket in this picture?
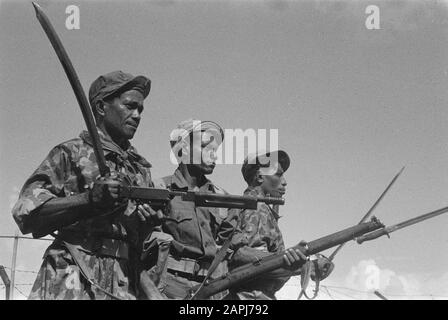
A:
[164,199,195,223]
[163,203,196,246]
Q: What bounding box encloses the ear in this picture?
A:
[95,100,106,118]
[254,170,264,185]
[181,142,190,160]
[174,140,190,164]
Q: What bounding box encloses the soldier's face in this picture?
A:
[260,164,287,198]
[102,90,144,141]
[188,131,219,175]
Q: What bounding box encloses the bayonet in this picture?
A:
[328,166,405,261]
[357,206,448,244]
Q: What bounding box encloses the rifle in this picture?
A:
[187,217,384,299]
[120,186,284,210]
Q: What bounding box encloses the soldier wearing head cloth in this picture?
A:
[226,150,334,300]
[138,119,242,300]
[12,71,154,300]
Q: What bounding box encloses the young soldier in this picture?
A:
[227,150,334,300]
[12,71,153,300]
[138,119,237,299]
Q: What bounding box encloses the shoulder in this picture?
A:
[37,138,84,167]
[212,183,228,195]
[239,203,272,226]
[52,137,87,157]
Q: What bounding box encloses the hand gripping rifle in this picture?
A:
[187,217,384,300]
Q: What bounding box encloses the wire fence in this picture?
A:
[1,235,448,300]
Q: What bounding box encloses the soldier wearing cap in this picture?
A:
[138,119,242,299]
[12,71,154,299]
[226,150,334,300]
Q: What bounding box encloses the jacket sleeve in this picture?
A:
[228,206,296,292]
[12,145,73,234]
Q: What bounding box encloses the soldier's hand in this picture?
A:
[283,240,308,270]
[137,203,165,224]
[89,173,124,210]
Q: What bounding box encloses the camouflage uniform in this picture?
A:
[12,129,152,300]
[142,169,239,300]
[227,186,292,300]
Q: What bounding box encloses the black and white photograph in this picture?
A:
[0,0,447,304]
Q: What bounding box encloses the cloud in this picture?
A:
[277,259,448,300]
[343,259,448,300]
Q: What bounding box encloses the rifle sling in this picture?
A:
[297,259,320,300]
[62,240,123,300]
[189,228,236,299]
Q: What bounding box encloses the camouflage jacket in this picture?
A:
[238,187,285,253]
[229,186,290,298]
[12,129,153,257]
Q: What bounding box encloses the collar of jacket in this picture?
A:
[244,186,281,221]
[79,129,151,168]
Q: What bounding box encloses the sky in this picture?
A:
[0,0,447,300]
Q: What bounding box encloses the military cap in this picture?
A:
[169,118,224,148]
[241,150,290,183]
[89,70,151,107]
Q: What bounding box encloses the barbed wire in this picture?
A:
[283,281,448,299]
[0,235,53,241]
[323,285,335,300]
[13,286,28,298]
[324,285,448,298]
[1,235,447,300]
[1,266,38,274]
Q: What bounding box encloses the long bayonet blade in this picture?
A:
[328,166,405,261]
[32,2,109,177]
[357,205,448,244]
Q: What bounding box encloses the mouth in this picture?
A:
[278,189,286,195]
[126,123,138,130]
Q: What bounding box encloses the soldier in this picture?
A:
[12,70,154,300]
[138,119,242,299]
[138,120,307,300]
[227,150,334,300]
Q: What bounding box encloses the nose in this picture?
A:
[280,176,287,187]
[131,108,141,121]
[209,150,218,162]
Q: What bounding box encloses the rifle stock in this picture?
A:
[189,217,384,300]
